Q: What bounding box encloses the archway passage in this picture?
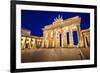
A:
[66,32,70,45]
[59,33,62,47]
[73,31,78,45]
[86,36,90,48]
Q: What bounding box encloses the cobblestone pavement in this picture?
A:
[21,48,89,63]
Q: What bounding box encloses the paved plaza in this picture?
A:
[21,48,89,63]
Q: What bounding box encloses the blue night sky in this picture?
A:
[21,10,90,37]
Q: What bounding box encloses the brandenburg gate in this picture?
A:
[42,16,89,48]
[21,16,90,61]
[21,16,90,49]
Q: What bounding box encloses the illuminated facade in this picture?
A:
[21,16,90,49]
[42,16,90,48]
[21,29,43,49]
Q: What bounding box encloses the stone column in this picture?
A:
[53,30,56,48]
[62,30,66,48]
[77,25,84,48]
[55,31,59,48]
[21,37,26,50]
[62,31,64,48]
[77,26,80,47]
[49,31,52,48]
[52,30,55,48]
[69,30,74,48]
[54,31,57,48]
[45,31,49,48]
[65,32,68,48]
